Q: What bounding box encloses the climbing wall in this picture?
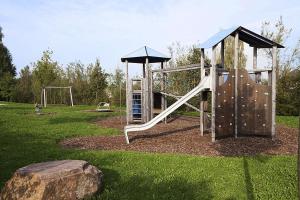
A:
[237,69,272,136]
[215,69,235,138]
[215,68,272,138]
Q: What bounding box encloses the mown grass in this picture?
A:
[0,102,298,199]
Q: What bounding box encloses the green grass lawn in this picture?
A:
[0,102,298,199]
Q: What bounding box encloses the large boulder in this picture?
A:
[0,160,103,200]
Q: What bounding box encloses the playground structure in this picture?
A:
[122,26,283,144]
[41,86,74,107]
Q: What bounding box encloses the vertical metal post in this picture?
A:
[234,32,239,138]
[271,46,277,139]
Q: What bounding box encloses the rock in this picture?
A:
[0,160,103,200]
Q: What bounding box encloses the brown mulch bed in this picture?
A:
[60,116,298,156]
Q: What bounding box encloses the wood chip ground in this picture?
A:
[60,116,298,156]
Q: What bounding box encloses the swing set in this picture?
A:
[41,86,74,107]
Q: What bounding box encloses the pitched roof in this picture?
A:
[121,46,171,63]
[199,26,284,49]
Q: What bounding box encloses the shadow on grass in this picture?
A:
[96,169,213,200]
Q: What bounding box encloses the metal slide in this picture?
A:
[124,76,211,144]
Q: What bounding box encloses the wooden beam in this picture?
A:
[271,46,277,139]
[45,86,72,89]
[211,45,217,142]
[234,32,239,138]
[160,92,200,112]
[152,63,201,73]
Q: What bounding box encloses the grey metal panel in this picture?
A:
[121,46,171,63]
[198,26,284,49]
[199,26,239,49]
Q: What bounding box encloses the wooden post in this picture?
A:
[145,58,149,122]
[41,89,43,106]
[163,61,168,123]
[253,47,257,69]
[200,48,205,135]
[160,62,165,121]
[125,60,129,125]
[143,63,146,78]
[150,68,153,120]
[221,40,225,68]
[43,88,47,108]
[69,87,74,107]
[234,32,239,138]
[211,45,217,142]
[271,46,277,139]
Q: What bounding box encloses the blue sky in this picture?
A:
[1,0,300,75]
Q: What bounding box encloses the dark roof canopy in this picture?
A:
[199,26,284,49]
[121,46,171,63]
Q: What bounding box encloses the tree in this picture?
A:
[217,37,247,69]
[32,50,62,103]
[0,26,16,101]
[88,59,108,104]
[108,68,126,106]
[261,16,300,115]
[14,66,34,103]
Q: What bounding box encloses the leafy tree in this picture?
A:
[108,68,126,106]
[88,59,108,104]
[261,16,300,115]
[167,43,210,110]
[0,26,16,101]
[66,61,89,104]
[217,37,247,69]
[14,66,34,103]
[32,50,62,103]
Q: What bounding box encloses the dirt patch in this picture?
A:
[60,116,298,156]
